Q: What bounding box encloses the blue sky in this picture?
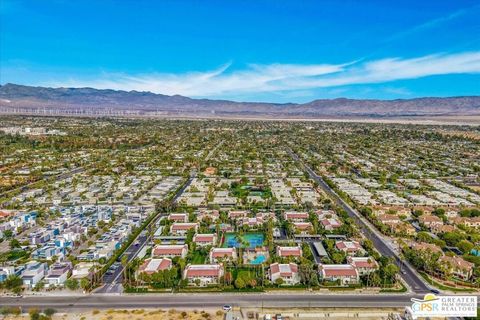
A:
[1,0,479,102]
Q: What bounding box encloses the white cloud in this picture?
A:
[40,51,480,98]
[384,6,477,44]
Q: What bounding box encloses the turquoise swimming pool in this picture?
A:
[249,254,266,264]
[223,232,264,248]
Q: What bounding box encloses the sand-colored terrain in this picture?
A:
[3,308,225,320]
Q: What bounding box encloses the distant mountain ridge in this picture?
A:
[1,83,479,118]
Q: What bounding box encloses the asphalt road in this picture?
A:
[95,234,149,293]
[287,149,431,294]
[96,172,196,294]
[0,293,429,311]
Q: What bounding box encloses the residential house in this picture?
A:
[183,264,224,286]
[396,222,417,236]
[209,247,237,263]
[347,256,378,275]
[240,216,264,228]
[0,266,24,283]
[292,222,313,235]
[320,218,342,231]
[432,224,456,234]
[168,213,189,223]
[269,263,300,285]
[458,217,480,229]
[193,233,217,247]
[170,223,198,236]
[440,255,474,281]
[228,210,248,220]
[137,258,172,275]
[412,242,443,255]
[377,214,401,225]
[419,215,443,229]
[196,209,219,222]
[316,210,337,220]
[44,262,72,287]
[283,211,309,222]
[276,246,303,259]
[21,261,48,288]
[152,244,188,259]
[335,241,364,256]
[319,264,360,285]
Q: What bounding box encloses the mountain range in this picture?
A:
[1,83,479,118]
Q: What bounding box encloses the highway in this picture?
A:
[0,293,428,311]
[287,149,431,294]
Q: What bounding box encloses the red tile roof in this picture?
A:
[277,246,302,257]
[185,264,222,277]
[211,248,235,258]
[171,223,197,230]
[293,222,313,230]
[270,263,298,277]
[153,244,187,256]
[347,257,378,269]
[320,218,342,228]
[321,265,358,277]
[335,241,362,252]
[284,212,309,220]
[168,213,188,221]
[193,234,215,242]
[138,258,172,274]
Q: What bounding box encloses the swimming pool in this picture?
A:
[249,254,266,264]
[223,232,264,248]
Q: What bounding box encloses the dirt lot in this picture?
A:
[4,308,225,320]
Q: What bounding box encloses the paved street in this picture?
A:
[0,293,429,311]
[287,149,431,294]
[95,172,196,294]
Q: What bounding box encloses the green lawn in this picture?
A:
[237,269,256,279]
[191,251,206,264]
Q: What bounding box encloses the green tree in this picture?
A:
[458,240,474,254]
[234,277,246,289]
[64,278,79,290]
[44,308,56,318]
[274,278,284,286]
[29,308,40,320]
[331,252,345,264]
[9,239,21,250]
[80,278,90,291]
[4,275,23,292]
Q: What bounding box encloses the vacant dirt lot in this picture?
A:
[4,308,225,320]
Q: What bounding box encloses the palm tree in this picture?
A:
[89,263,97,289]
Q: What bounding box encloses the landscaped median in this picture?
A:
[419,272,477,293]
[123,283,404,294]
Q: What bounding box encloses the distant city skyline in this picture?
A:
[1,0,480,103]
